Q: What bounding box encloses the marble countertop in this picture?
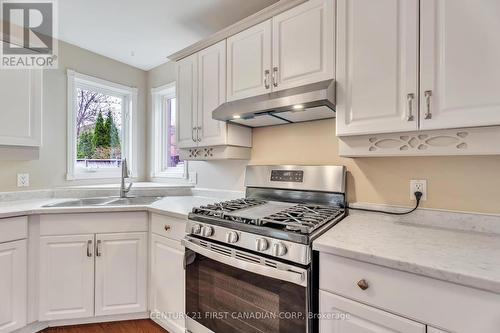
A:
[313,211,500,294]
[0,195,220,220]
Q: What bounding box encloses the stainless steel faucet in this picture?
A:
[120,158,133,198]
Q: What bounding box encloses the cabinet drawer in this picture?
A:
[151,214,187,241]
[319,253,500,333]
[0,216,28,243]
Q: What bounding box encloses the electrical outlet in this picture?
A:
[17,173,30,187]
[410,179,427,201]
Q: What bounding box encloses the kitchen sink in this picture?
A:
[43,196,161,208]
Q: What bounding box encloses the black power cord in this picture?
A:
[347,191,423,216]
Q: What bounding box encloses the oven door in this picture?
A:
[182,236,311,333]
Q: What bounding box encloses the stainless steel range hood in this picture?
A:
[213,79,335,127]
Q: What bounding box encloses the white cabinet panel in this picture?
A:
[176,54,198,148]
[0,240,27,333]
[227,19,272,101]
[427,327,449,333]
[336,0,419,136]
[273,0,334,91]
[420,0,500,130]
[95,232,147,316]
[319,291,425,333]
[198,40,227,147]
[150,234,185,333]
[0,68,42,146]
[39,235,94,321]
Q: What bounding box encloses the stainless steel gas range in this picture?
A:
[182,165,346,333]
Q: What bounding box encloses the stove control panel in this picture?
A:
[270,169,304,182]
[186,221,311,265]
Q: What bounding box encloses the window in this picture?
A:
[151,82,186,178]
[67,70,138,179]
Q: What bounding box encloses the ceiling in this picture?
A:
[58,0,278,71]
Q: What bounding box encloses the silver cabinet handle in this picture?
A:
[406,93,415,121]
[197,126,202,142]
[192,127,196,142]
[272,67,279,87]
[264,70,270,89]
[424,90,433,119]
[96,240,102,257]
[87,240,92,257]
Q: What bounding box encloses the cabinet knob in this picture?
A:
[164,225,171,232]
[357,279,369,290]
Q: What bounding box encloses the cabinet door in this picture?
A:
[319,291,425,333]
[336,0,419,136]
[95,232,147,316]
[272,0,334,91]
[198,40,227,147]
[0,240,27,333]
[227,19,272,101]
[150,235,185,333]
[176,54,198,148]
[420,0,500,130]
[39,235,94,321]
[0,67,42,147]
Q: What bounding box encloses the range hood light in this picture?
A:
[293,104,304,110]
[233,115,241,119]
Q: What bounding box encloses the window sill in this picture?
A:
[67,171,133,181]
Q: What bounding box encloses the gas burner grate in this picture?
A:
[259,205,344,234]
[191,198,267,220]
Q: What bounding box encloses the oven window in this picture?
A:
[186,253,308,333]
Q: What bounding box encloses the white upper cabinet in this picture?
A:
[0,68,42,146]
[95,232,147,316]
[0,240,27,333]
[227,20,272,101]
[198,40,227,147]
[272,0,335,91]
[420,0,500,130]
[39,234,95,321]
[176,54,198,148]
[336,0,419,136]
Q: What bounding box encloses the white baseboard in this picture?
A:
[12,312,151,333]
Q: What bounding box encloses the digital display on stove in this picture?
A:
[270,170,304,182]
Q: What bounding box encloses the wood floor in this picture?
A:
[40,320,168,333]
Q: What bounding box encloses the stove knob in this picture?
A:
[272,242,288,257]
[226,231,239,244]
[255,238,269,252]
[191,224,202,235]
[201,226,214,237]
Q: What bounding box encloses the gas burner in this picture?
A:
[191,198,266,219]
[259,205,343,234]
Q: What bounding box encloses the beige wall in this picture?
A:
[0,41,148,191]
[251,119,500,214]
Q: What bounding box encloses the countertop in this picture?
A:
[313,211,500,294]
[0,195,220,220]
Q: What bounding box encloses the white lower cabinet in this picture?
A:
[39,229,148,321]
[0,239,27,333]
[150,234,185,333]
[319,291,425,333]
[39,234,95,321]
[95,232,147,316]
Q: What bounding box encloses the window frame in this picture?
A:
[66,69,138,180]
[151,82,187,179]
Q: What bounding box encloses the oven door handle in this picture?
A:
[182,238,308,287]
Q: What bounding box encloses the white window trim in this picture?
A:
[151,82,187,179]
[66,69,138,180]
